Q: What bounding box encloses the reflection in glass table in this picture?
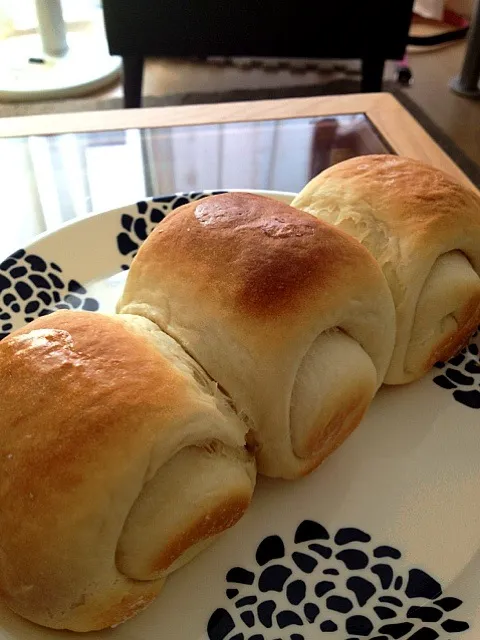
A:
[0,113,391,258]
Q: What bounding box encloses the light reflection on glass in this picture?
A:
[0,114,391,257]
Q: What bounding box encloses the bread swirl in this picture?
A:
[117,192,395,478]
[0,311,255,631]
[292,155,480,383]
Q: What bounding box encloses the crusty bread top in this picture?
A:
[292,155,480,382]
[1,312,192,495]
[121,192,388,332]
[0,311,252,629]
[294,155,480,257]
[0,311,245,519]
[118,190,396,454]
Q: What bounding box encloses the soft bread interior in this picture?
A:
[405,251,480,377]
[116,314,250,433]
[117,314,217,397]
[111,316,255,580]
[290,329,377,463]
[116,444,254,581]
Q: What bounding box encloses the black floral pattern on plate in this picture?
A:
[0,249,99,340]
[433,327,480,409]
[116,191,227,269]
[207,520,469,640]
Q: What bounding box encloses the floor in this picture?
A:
[401,41,480,165]
[0,40,479,166]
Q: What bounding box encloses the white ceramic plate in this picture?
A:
[0,190,479,640]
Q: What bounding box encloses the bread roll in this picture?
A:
[0,311,255,631]
[292,155,480,383]
[117,192,395,479]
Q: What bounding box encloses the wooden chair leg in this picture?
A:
[123,56,144,108]
[361,57,385,92]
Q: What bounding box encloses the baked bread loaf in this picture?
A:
[292,155,480,383]
[117,192,395,479]
[0,311,255,631]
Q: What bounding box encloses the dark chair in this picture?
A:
[102,1,414,108]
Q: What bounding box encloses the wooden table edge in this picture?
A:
[366,93,476,191]
[0,94,389,137]
[0,93,475,192]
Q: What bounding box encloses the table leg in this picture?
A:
[450,0,480,98]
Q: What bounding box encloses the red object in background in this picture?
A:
[443,8,469,28]
[398,8,470,85]
[409,8,469,44]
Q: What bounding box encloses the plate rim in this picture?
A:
[3,188,298,261]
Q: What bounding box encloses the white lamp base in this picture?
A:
[0,31,121,102]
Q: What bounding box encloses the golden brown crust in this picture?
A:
[293,155,480,383]
[92,587,161,631]
[301,389,371,458]
[136,192,381,323]
[427,292,480,371]
[297,394,371,477]
[151,493,251,574]
[0,311,254,630]
[0,312,188,512]
[119,191,395,478]
[312,155,480,241]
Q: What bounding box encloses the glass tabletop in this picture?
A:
[0,113,392,258]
